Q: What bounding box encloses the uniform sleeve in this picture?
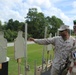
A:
[34,37,56,45]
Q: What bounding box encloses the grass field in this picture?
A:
[7,44,54,75]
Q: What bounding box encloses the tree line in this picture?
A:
[0,8,72,42]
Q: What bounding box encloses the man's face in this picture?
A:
[59,30,67,37]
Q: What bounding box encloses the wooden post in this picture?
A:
[0,64,2,69]
[34,60,37,75]
[17,58,21,75]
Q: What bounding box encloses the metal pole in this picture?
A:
[44,26,47,38]
[42,26,47,70]
[24,22,27,75]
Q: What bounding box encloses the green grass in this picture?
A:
[7,44,54,75]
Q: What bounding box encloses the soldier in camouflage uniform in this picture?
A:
[29,25,75,75]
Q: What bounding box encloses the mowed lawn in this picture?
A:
[7,44,54,75]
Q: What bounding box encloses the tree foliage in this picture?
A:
[26,8,47,38]
[0,8,66,42]
[26,8,64,37]
[1,19,25,42]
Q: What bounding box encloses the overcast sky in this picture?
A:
[0,0,76,29]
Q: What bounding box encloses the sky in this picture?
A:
[0,0,76,29]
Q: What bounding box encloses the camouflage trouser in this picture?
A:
[51,66,59,75]
[67,71,76,75]
[51,66,68,75]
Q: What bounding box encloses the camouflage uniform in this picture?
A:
[34,36,75,75]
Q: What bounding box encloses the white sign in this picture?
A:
[0,31,7,63]
[14,31,25,59]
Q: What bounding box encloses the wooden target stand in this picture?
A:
[0,31,7,70]
[14,31,25,75]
